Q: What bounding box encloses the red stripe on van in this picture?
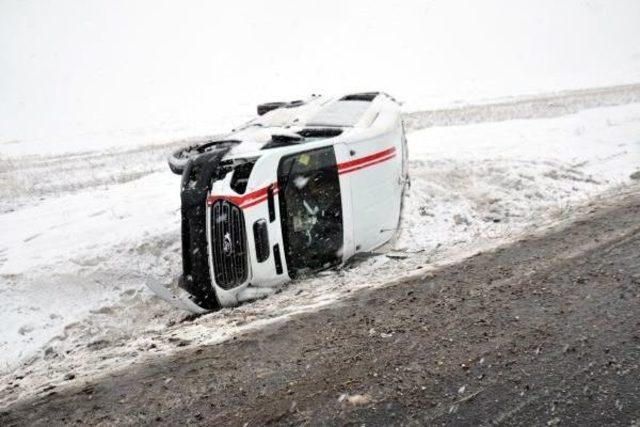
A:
[338,152,396,175]
[206,146,396,209]
[207,184,278,208]
[337,147,396,175]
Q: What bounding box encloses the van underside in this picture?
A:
[178,148,232,310]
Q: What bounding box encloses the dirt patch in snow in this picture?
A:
[2,186,638,426]
[1,85,639,407]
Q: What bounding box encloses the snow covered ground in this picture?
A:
[2,0,640,409]
[1,97,639,406]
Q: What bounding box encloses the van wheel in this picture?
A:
[168,144,201,175]
[168,140,239,175]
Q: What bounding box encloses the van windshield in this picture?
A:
[277,147,343,278]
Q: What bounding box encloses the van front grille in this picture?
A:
[210,200,248,289]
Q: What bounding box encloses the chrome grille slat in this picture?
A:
[210,200,248,289]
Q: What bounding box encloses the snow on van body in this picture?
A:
[164,93,407,310]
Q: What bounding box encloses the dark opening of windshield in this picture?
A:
[277,147,343,278]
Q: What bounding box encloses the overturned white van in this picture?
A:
[160,92,408,311]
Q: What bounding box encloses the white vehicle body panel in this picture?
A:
[173,93,406,308]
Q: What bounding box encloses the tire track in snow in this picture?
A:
[3,82,639,212]
[0,136,218,213]
[404,82,640,131]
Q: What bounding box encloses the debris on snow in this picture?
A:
[339,394,371,406]
[386,252,409,259]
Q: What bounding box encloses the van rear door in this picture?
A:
[337,136,403,252]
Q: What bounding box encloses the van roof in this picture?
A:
[222,93,400,157]
[306,100,372,127]
[245,93,396,129]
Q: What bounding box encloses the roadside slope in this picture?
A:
[403,82,640,131]
[2,187,639,426]
[3,82,640,210]
[1,84,638,405]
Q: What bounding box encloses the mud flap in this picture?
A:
[146,277,209,314]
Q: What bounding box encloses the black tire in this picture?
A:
[168,140,239,175]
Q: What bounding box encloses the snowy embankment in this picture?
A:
[1,96,640,407]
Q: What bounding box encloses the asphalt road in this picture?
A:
[2,189,639,426]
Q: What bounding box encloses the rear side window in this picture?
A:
[340,92,379,101]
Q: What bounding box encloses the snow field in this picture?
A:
[0,102,639,406]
